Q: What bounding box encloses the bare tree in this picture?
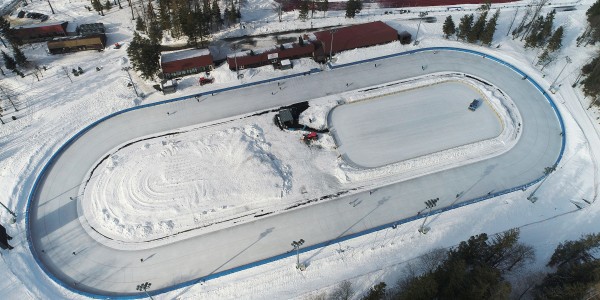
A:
[329,280,354,300]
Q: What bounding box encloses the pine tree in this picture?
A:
[468,11,488,43]
[92,0,104,16]
[546,26,564,52]
[2,51,16,72]
[442,16,456,38]
[12,45,27,67]
[104,0,112,10]
[212,0,223,29]
[362,282,386,300]
[158,0,172,33]
[524,16,543,48]
[345,0,361,18]
[457,14,474,41]
[135,17,146,32]
[537,9,556,46]
[299,0,309,21]
[480,9,500,46]
[0,17,17,45]
[127,32,160,80]
[147,19,163,43]
[319,0,328,17]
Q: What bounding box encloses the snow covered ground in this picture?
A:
[0,0,598,298]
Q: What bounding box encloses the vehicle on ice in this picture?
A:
[468,99,482,111]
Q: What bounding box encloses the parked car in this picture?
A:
[468,99,482,111]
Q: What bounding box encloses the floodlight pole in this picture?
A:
[413,20,422,46]
[527,166,556,203]
[136,282,154,300]
[122,67,139,97]
[549,56,571,90]
[329,29,336,63]
[418,198,438,234]
[291,239,305,270]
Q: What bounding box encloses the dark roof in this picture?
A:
[226,41,314,69]
[278,109,294,124]
[78,23,105,35]
[311,21,398,54]
[160,49,214,74]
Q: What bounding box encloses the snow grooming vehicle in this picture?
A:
[468,99,482,111]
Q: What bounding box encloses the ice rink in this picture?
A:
[329,81,502,168]
[26,49,563,297]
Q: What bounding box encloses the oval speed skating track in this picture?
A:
[26,48,564,298]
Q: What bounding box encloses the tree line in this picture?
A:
[308,230,600,299]
[442,4,500,46]
[579,0,600,105]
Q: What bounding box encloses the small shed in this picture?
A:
[160,48,214,79]
[399,31,412,45]
[280,59,292,70]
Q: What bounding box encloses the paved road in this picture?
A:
[27,49,563,297]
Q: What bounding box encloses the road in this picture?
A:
[26,48,563,297]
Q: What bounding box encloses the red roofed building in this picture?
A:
[11,21,68,43]
[227,39,315,70]
[308,21,398,61]
[160,49,214,79]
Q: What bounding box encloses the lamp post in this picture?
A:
[527,165,556,203]
[549,56,571,91]
[413,20,422,46]
[418,198,438,234]
[136,282,154,300]
[291,239,305,270]
[122,67,139,97]
[329,29,337,63]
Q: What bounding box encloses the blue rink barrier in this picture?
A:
[25,47,565,299]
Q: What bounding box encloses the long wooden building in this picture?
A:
[226,39,315,70]
[11,21,68,43]
[47,34,107,54]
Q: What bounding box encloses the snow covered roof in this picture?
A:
[161,48,211,63]
[13,21,68,29]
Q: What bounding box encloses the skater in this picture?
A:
[421,65,425,71]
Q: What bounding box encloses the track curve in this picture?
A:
[26,48,564,298]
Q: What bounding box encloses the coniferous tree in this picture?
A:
[457,14,474,41]
[12,45,27,67]
[299,0,309,21]
[537,9,556,46]
[158,0,172,33]
[319,0,328,17]
[524,16,544,48]
[127,32,160,80]
[468,10,488,43]
[534,233,600,299]
[135,17,146,32]
[2,51,16,72]
[212,0,223,29]
[585,0,600,43]
[443,15,456,39]
[362,282,386,300]
[480,9,500,46]
[0,17,17,45]
[147,19,163,43]
[546,26,564,52]
[92,0,104,16]
[345,0,362,18]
